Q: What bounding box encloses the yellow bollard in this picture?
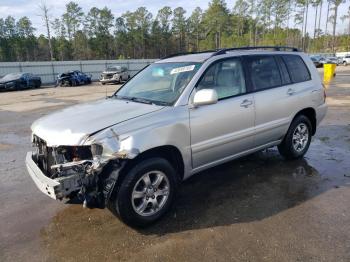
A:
[323,63,336,84]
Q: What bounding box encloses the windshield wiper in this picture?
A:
[115,95,170,106]
[115,95,152,104]
[130,97,153,104]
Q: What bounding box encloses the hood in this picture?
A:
[31,98,164,146]
[0,77,19,84]
[102,71,121,74]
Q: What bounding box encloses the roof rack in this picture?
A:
[160,46,300,60]
[212,46,300,56]
[161,49,219,60]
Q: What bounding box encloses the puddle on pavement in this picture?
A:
[40,127,350,261]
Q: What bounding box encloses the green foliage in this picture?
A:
[0,0,349,61]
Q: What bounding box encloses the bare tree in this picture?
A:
[324,0,331,49]
[303,0,309,51]
[340,5,350,51]
[317,0,323,38]
[330,0,345,53]
[38,2,54,60]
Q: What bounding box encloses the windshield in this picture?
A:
[115,62,202,105]
[1,73,22,81]
[107,66,121,72]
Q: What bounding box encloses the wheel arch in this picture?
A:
[293,107,317,135]
[111,145,184,196]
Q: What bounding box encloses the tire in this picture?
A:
[119,76,123,84]
[101,82,106,85]
[35,80,41,88]
[344,61,347,66]
[278,115,312,160]
[109,157,178,228]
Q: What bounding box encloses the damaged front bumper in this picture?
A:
[25,152,82,200]
[26,130,139,205]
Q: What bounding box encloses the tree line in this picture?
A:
[0,0,349,62]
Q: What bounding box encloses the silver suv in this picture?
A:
[26,47,327,227]
[100,66,130,84]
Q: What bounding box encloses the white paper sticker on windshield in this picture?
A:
[170,65,195,75]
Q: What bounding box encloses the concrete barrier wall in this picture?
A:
[0,59,157,84]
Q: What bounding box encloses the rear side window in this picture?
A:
[276,56,291,85]
[282,55,311,83]
[246,56,282,91]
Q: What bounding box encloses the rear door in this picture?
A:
[245,54,312,147]
[244,55,294,147]
[190,57,255,170]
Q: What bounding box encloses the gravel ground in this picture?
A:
[0,69,349,262]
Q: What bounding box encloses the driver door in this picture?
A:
[189,58,255,170]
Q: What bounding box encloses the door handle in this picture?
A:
[240,99,253,108]
[287,88,295,96]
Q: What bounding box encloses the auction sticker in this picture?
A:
[170,65,195,75]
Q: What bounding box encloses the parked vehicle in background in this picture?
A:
[26,46,327,227]
[0,72,41,91]
[342,55,350,66]
[100,66,130,85]
[324,57,340,65]
[310,55,326,68]
[56,70,92,87]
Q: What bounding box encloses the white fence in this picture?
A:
[0,59,157,84]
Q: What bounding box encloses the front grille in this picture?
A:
[102,73,114,79]
[33,135,92,178]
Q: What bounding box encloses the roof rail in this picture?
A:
[161,49,219,60]
[160,46,300,60]
[212,46,300,56]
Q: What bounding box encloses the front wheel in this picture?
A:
[109,158,178,228]
[278,115,312,160]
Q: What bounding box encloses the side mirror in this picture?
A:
[192,89,218,107]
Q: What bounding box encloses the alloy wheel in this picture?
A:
[292,123,309,153]
[131,171,170,217]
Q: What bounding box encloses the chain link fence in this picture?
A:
[0,59,157,84]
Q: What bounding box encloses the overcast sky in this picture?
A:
[0,0,348,36]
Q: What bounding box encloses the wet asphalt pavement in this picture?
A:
[0,70,350,261]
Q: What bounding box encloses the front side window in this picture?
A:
[282,55,311,83]
[197,58,246,99]
[115,62,202,105]
[246,55,282,91]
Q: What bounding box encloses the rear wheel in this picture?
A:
[35,80,41,88]
[344,61,348,66]
[278,115,312,160]
[109,157,178,228]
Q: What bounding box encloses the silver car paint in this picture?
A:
[28,51,327,190]
[31,98,164,146]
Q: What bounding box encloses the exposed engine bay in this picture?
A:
[31,134,125,208]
